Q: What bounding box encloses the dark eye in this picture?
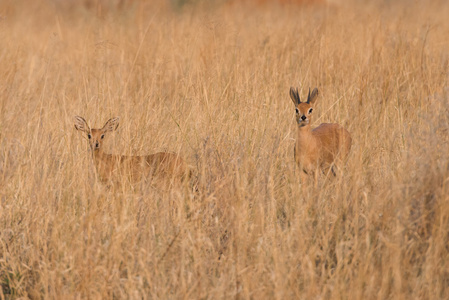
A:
[308,108,313,114]
[88,134,92,139]
[295,108,299,114]
[101,134,105,139]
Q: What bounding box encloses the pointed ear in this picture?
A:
[289,87,300,105]
[307,88,319,104]
[74,116,90,133]
[102,117,120,132]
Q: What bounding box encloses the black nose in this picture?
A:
[301,115,307,121]
[95,142,99,148]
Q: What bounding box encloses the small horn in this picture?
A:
[307,88,311,103]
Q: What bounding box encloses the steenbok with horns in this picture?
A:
[289,87,352,181]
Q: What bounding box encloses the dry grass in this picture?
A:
[1,0,448,299]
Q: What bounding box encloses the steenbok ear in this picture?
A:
[102,117,120,132]
[290,87,301,105]
[307,88,319,104]
[74,116,90,133]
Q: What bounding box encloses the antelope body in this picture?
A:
[74,116,188,185]
[290,87,352,179]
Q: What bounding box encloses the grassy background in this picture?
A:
[1,0,448,298]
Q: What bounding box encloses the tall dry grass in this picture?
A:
[0,0,448,298]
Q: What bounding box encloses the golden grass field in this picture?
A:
[1,0,448,298]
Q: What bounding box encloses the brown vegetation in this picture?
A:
[0,0,448,298]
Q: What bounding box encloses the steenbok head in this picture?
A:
[74,116,120,152]
[289,87,319,127]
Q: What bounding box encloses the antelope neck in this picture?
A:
[92,148,107,160]
[296,125,315,147]
[297,124,312,134]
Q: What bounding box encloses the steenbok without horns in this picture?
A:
[289,87,352,181]
[74,116,189,186]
